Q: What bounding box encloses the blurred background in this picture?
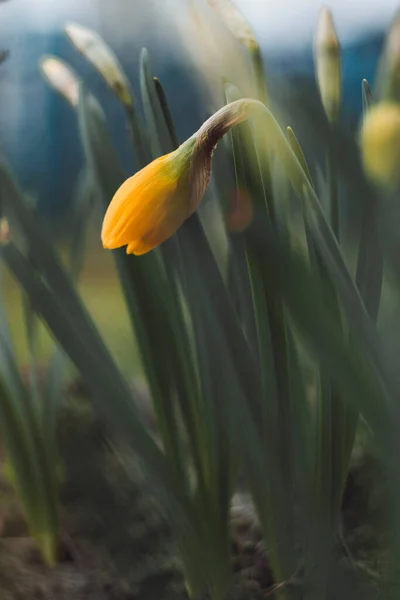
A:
[0,0,399,219]
[1,0,397,370]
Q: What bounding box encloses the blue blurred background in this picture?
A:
[0,0,397,219]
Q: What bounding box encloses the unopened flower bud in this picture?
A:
[376,12,400,101]
[360,101,400,189]
[65,22,132,107]
[40,56,80,107]
[315,8,341,123]
[102,100,252,255]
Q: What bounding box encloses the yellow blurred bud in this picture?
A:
[315,7,341,123]
[360,101,400,189]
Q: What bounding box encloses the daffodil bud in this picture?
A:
[209,0,268,103]
[101,100,252,255]
[376,12,400,101]
[102,137,196,255]
[64,23,132,107]
[40,56,80,107]
[101,97,326,256]
[101,96,328,256]
[208,0,258,53]
[360,101,400,189]
[315,8,341,123]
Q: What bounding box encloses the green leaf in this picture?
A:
[362,79,374,115]
[244,102,391,399]
[224,83,299,588]
[153,76,180,148]
[146,69,238,598]
[77,82,190,478]
[0,238,205,559]
[0,373,59,564]
[139,48,173,158]
[261,231,390,435]
[286,126,314,188]
[43,169,95,438]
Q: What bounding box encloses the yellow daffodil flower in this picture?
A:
[101,137,197,255]
[101,99,252,255]
[360,101,400,189]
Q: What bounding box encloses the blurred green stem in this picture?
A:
[322,131,357,540]
[250,47,269,105]
[153,77,180,148]
[356,88,383,325]
[125,103,149,167]
[327,143,340,241]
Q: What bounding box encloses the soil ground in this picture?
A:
[0,397,391,600]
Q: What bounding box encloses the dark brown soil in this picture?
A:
[0,399,390,600]
[0,401,272,600]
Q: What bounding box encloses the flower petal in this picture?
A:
[101,155,178,249]
[126,186,190,255]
